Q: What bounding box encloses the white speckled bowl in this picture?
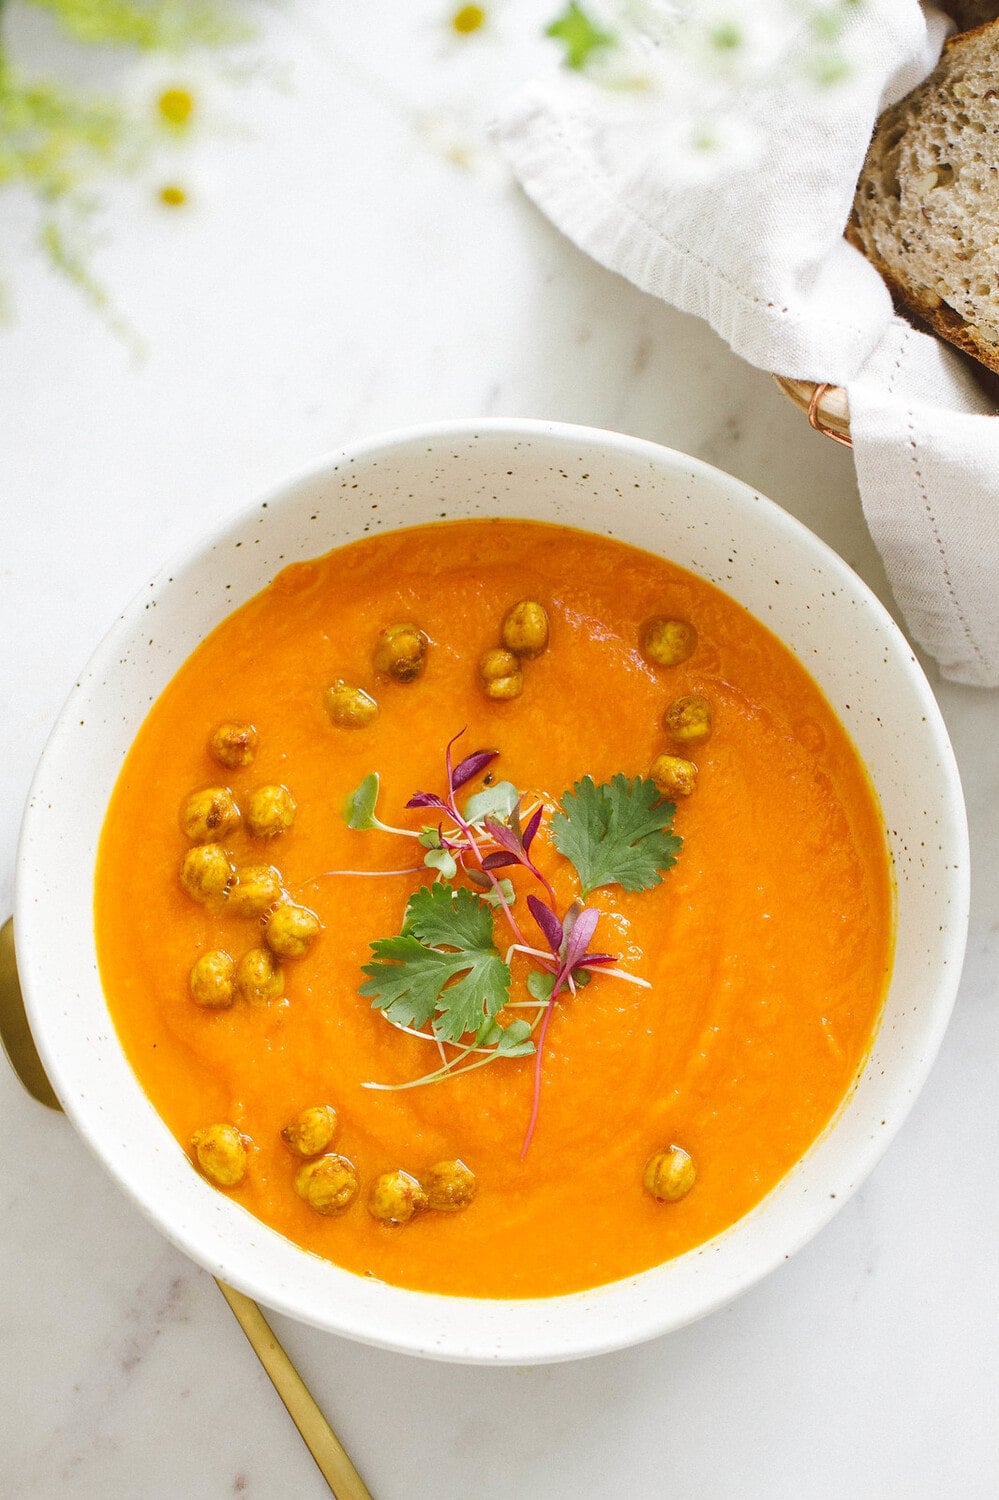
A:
[15,420,968,1364]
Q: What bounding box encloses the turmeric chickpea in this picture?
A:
[209,721,258,769]
[663,694,713,746]
[478,648,523,702]
[640,617,697,668]
[264,902,322,959]
[325,681,378,728]
[500,600,549,658]
[373,623,428,683]
[180,843,233,904]
[643,1144,696,1203]
[227,864,283,919]
[189,949,236,1008]
[368,1170,427,1226]
[180,786,241,843]
[191,1123,249,1188]
[235,946,284,1005]
[423,1158,476,1213]
[281,1104,338,1157]
[294,1154,359,1215]
[649,753,698,799]
[246,784,296,839]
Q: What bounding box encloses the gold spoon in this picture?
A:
[0,916,374,1500]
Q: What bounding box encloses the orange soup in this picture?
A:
[95,519,893,1298]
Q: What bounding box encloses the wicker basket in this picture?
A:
[773,377,851,446]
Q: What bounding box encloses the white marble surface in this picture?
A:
[1,4,996,1497]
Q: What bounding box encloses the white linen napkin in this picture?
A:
[496,0,998,687]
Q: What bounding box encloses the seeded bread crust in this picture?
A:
[847,20,999,376]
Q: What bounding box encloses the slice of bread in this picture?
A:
[848,20,999,375]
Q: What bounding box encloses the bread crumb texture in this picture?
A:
[849,21,999,374]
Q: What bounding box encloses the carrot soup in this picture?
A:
[95,518,893,1298]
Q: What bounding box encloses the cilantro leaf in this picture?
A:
[550,774,682,895]
[360,883,509,1044]
[545,3,615,70]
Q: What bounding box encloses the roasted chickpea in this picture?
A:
[423,1158,477,1213]
[189,949,236,1009]
[640,617,697,668]
[663,694,713,746]
[478,648,523,702]
[294,1154,359,1215]
[180,786,241,843]
[227,864,283,919]
[643,1144,696,1203]
[281,1104,338,1157]
[265,902,322,960]
[501,600,549,658]
[235,946,284,1005]
[649,753,698,799]
[368,1170,427,1226]
[209,721,258,769]
[180,843,233,904]
[246,784,296,839]
[325,680,379,728]
[373,623,428,683]
[191,1123,249,1188]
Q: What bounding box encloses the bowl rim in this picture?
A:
[14,417,971,1363]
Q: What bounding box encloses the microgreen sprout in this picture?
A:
[339,734,677,1150]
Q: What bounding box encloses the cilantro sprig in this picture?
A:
[361,884,510,1044]
[551,774,682,896]
[337,735,681,1148]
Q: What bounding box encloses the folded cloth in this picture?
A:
[496,0,998,686]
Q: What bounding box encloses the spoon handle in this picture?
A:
[214,1280,374,1500]
[0,917,373,1500]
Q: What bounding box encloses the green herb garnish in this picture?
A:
[361,883,510,1044]
[551,774,681,896]
[335,736,678,1149]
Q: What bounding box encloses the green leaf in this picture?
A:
[544,2,614,70]
[480,877,516,909]
[496,1019,535,1056]
[361,884,510,1044]
[343,772,381,830]
[462,780,519,825]
[527,969,556,1004]
[424,847,458,880]
[551,774,682,895]
[403,882,494,948]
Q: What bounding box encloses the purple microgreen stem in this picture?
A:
[483,815,558,907]
[521,989,560,1157]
